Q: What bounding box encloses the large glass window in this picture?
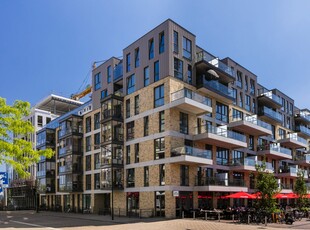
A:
[144,66,150,86]
[135,143,139,163]
[182,37,192,59]
[126,53,131,72]
[239,92,243,108]
[180,165,189,186]
[159,164,165,186]
[126,99,130,118]
[154,84,164,108]
[144,166,149,187]
[126,145,130,165]
[94,72,101,90]
[236,71,243,88]
[149,38,154,60]
[180,112,188,134]
[86,175,91,190]
[94,112,100,130]
[245,75,249,91]
[86,155,91,171]
[127,168,135,188]
[232,88,237,105]
[249,135,254,150]
[159,111,165,132]
[101,89,108,99]
[174,58,183,80]
[94,133,100,149]
[155,137,165,159]
[154,61,160,82]
[135,48,140,68]
[250,79,255,95]
[126,121,134,141]
[173,31,178,53]
[134,95,139,115]
[216,102,228,122]
[94,153,100,169]
[127,74,135,95]
[159,31,164,54]
[144,116,149,136]
[94,173,100,190]
[86,117,91,133]
[216,147,229,166]
[107,65,111,83]
[187,65,192,84]
[86,136,91,152]
[279,128,286,139]
[245,95,251,111]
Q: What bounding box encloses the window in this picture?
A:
[173,31,178,53]
[236,71,242,88]
[281,98,285,111]
[86,136,91,152]
[180,112,188,134]
[182,37,192,59]
[94,133,100,149]
[94,72,101,90]
[101,89,108,99]
[245,95,251,111]
[148,38,154,60]
[159,111,165,132]
[187,65,192,84]
[159,164,165,186]
[126,145,130,164]
[86,155,91,171]
[144,116,149,136]
[134,95,139,115]
[135,143,139,163]
[144,166,149,187]
[144,66,150,86]
[107,65,111,83]
[232,150,244,165]
[250,79,255,95]
[135,48,140,68]
[174,58,183,80]
[94,173,100,190]
[232,88,237,105]
[154,61,160,82]
[94,112,100,130]
[286,116,291,129]
[127,168,135,188]
[126,121,134,141]
[94,153,100,169]
[37,115,43,127]
[126,53,131,72]
[232,108,243,121]
[279,128,286,139]
[239,92,243,108]
[159,31,164,54]
[249,135,254,151]
[216,102,228,122]
[252,99,256,113]
[289,103,293,115]
[154,84,164,108]
[180,165,189,186]
[46,117,51,124]
[86,117,91,133]
[126,99,130,118]
[245,75,249,91]
[86,175,91,190]
[155,137,165,159]
[127,74,135,95]
[216,147,229,165]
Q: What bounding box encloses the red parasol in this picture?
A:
[225,191,255,199]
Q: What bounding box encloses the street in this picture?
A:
[1,211,310,230]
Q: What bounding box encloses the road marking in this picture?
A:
[10,220,62,230]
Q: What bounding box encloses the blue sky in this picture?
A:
[1,0,310,109]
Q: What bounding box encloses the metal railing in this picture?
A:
[230,114,272,131]
[201,79,233,98]
[295,125,310,136]
[195,176,246,187]
[171,146,212,159]
[258,89,282,105]
[59,126,83,138]
[171,88,212,107]
[195,125,246,142]
[113,63,123,81]
[196,51,236,78]
[258,106,283,122]
[294,154,310,162]
[231,158,274,171]
[282,133,308,145]
[257,144,292,156]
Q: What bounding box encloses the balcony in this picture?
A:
[295,110,310,125]
[113,62,123,81]
[101,157,124,168]
[278,133,308,149]
[257,144,292,160]
[258,106,283,124]
[228,114,272,136]
[295,125,310,138]
[196,51,236,82]
[169,146,213,166]
[59,126,83,139]
[277,166,301,178]
[197,79,234,103]
[58,182,82,192]
[195,177,248,192]
[257,89,282,109]
[101,180,124,190]
[58,144,82,157]
[194,125,247,149]
[230,157,274,172]
[170,88,212,115]
[294,154,310,166]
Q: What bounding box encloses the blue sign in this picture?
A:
[0,172,8,185]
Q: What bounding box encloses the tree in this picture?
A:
[0,97,54,178]
[294,170,308,209]
[254,163,280,213]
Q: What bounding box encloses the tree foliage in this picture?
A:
[254,163,280,213]
[294,170,308,209]
[0,97,54,178]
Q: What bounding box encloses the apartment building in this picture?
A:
[36,19,310,218]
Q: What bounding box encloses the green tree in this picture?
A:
[254,163,280,213]
[294,170,308,209]
[0,97,54,178]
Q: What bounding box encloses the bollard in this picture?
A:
[232,214,234,222]
[218,213,220,222]
[193,211,195,219]
[182,211,184,219]
[205,212,207,221]
[265,216,267,226]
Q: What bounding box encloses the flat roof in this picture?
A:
[33,94,83,116]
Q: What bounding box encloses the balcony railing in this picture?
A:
[171,88,211,107]
[278,166,298,174]
[58,144,82,157]
[283,133,308,145]
[102,109,123,120]
[59,126,83,138]
[295,125,310,136]
[258,106,283,122]
[195,176,245,187]
[101,180,124,189]
[171,146,212,159]
[113,63,123,81]
[295,111,310,122]
[196,51,236,78]
[196,125,246,142]
[257,144,292,156]
[295,154,310,162]
[258,89,282,105]
[200,79,233,98]
[231,114,272,131]
[231,158,274,171]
